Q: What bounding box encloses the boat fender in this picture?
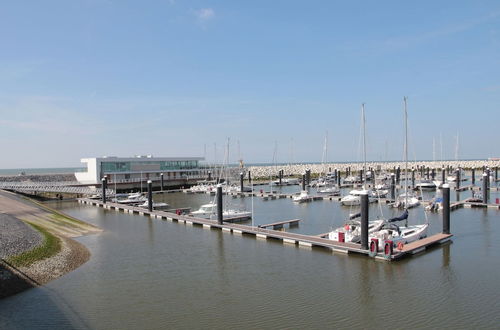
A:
[369,238,379,256]
[384,240,393,256]
[397,241,404,250]
[344,224,350,231]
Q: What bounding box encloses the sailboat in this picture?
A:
[370,97,428,250]
[340,104,377,206]
[192,139,252,220]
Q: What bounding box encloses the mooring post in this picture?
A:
[482,173,488,204]
[217,184,223,224]
[208,171,212,181]
[431,168,436,180]
[390,173,396,200]
[359,169,364,184]
[101,177,107,204]
[411,168,415,189]
[302,174,306,191]
[456,169,461,190]
[147,180,153,212]
[471,168,475,185]
[248,170,252,184]
[442,167,446,184]
[160,173,164,191]
[426,167,430,179]
[396,166,401,183]
[360,192,369,250]
[306,169,311,186]
[279,169,282,185]
[442,184,450,234]
[337,169,341,186]
[239,172,244,192]
[495,167,498,182]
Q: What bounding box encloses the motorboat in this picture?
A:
[317,185,340,196]
[373,189,389,198]
[415,180,436,190]
[139,201,170,209]
[293,190,312,203]
[191,202,252,219]
[340,189,376,206]
[273,178,299,186]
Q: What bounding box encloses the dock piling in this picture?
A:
[160,173,164,191]
[411,168,415,189]
[147,180,153,212]
[482,173,489,204]
[101,177,107,204]
[302,174,306,191]
[217,185,223,224]
[456,169,461,190]
[441,167,445,183]
[360,192,369,250]
[240,172,244,192]
[390,173,395,200]
[442,184,450,234]
[472,168,475,185]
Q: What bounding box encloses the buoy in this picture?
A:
[370,238,379,254]
[397,241,404,250]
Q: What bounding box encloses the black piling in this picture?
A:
[396,167,401,183]
[302,174,306,191]
[411,169,415,189]
[279,169,283,185]
[208,171,212,181]
[248,170,252,184]
[431,168,436,180]
[456,169,461,190]
[482,173,489,204]
[216,185,223,224]
[442,184,450,234]
[101,177,107,204]
[337,170,341,186]
[306,169,311,186]
[147,180,153,212]
[160,173,164,191]
[441,167,446,183]
[240,172,244,192]
[390,173,396,200]
[359,169,364,184]
[495,167,498,182]
[471,168,475,185]
[360,193,369,250]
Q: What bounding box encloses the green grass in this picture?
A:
[7,223,62,268]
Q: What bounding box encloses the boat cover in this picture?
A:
[388,210,408,222]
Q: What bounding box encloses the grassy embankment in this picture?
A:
[6,223,61,267]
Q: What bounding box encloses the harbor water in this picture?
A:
[0,183,499,329]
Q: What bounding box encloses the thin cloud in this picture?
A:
[195,8,215,21]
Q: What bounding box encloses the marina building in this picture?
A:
[75,156,206,186]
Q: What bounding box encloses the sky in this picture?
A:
[1,0,499,168]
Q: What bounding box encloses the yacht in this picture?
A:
[415,179,436,190]
[393,192,420,209]
[293,190,312,203]
[139,201,170,209]
[340,189,376,206]
[191,202,252,219]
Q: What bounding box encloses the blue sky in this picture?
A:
[1,1,499,168]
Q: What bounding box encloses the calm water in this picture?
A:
[0,184,499,329]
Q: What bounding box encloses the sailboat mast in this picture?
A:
[404,97,409,223]
[362,103,367,186]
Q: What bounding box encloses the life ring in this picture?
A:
[397,241,404,250]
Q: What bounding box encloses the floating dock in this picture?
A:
[79,198,452,261]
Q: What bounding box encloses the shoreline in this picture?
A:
[0,191,100,299]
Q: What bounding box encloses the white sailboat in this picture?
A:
[371,97,428,251]
[340,104,377,206]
